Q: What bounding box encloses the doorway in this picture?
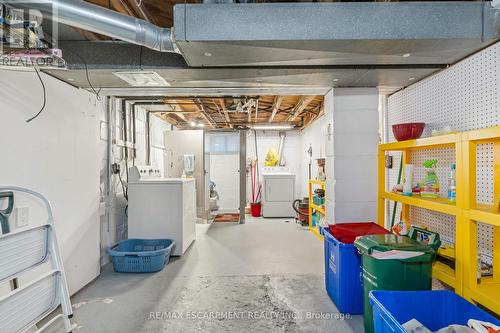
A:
[206,132,241,223]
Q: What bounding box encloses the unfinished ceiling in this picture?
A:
[140,95,324,129]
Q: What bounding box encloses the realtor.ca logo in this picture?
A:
[0,1,65,68]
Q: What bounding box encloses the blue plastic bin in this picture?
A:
[323,227,364,314]
[369,290,500,333]
[107,238,174,273]
[323,224,391,314]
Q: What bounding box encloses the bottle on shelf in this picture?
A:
[420,159,440,198]
[447,163,456,202]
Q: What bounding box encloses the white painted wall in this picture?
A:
[0,69,102,295]
[333,88,379,223]
[150,114,172,174]
[164,130,205,218]
[299,111,329,197]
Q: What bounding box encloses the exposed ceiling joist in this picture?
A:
[288,95,315,121]
[301,102,323,130]
[218,99,231,127]
[212,99,231,128]
[139,95,323,130]
[254,99,259,123]
[166,102,189,123]
[123,0,153,23]
[269,95,284,122]
[195,99,216,128]
[174,111,188,122]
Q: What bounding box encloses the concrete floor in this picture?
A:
[47,217,364,333]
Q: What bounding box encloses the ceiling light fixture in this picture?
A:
[190,121,196,127]
[333,79,339,82]
[251,124,294,130]
[204,52,212,57]
[197,123,205,128]
[402,53,411,58]
[408,77,415,81]
[112,71,170,87]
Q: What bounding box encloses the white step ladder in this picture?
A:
[0,186,73,333]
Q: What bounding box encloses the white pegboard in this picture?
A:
[410,208,456,245]
[432,278,454,291]
[386,42,500,265]
[478,222,494,266]
[387,43,500,136]
[476,143,495,204]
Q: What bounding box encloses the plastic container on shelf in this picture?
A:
[369,290,500,333]
[313,195,325,206]
[311,212,319,227]
[448,163,457,202]
[322,223,391,314]
[354,233,439,333]
[107,238,174,273]
[420,159,440,198]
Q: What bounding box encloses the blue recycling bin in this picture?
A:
[369,290,500,333]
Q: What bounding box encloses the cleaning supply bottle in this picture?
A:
[402,164,414,196]
[420,159,440,198]
[447,163,456,202]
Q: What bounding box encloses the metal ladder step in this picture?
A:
[0,270,62,333]
[0,186,73,333]
[0,225,50,284]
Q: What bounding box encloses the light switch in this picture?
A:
[15,206,29,228]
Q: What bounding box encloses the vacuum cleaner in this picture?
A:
[293,197,309,227]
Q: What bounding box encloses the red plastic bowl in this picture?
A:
[392,123,425,141]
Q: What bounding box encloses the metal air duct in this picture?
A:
[9,0,178,53]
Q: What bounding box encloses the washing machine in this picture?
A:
[261,167,296,218]
[127,165,196,256]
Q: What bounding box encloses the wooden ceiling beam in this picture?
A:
[163,102,189,124]
[300,102,323,130]
[160,113,180,126]
[212,99,231,128]
[218,99,231,125]
[287,96,316,121]
[195,99,216,128]
[122,0,154,23]
[268,96,284,123]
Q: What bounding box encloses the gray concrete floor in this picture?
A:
[47,217,364,333]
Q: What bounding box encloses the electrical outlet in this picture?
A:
[15,206,29,228]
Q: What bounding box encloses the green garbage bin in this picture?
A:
[354,231,439,333]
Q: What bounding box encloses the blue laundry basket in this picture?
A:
[369,290,500,333]
[107,239,174,273]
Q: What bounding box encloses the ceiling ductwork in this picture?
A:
[174,2,500,67]
[9,0,178,53]
[33,1,500,90]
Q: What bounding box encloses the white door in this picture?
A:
[207,132,240,213]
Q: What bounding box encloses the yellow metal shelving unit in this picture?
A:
[378,126,500,315]
[308,179,325,240]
